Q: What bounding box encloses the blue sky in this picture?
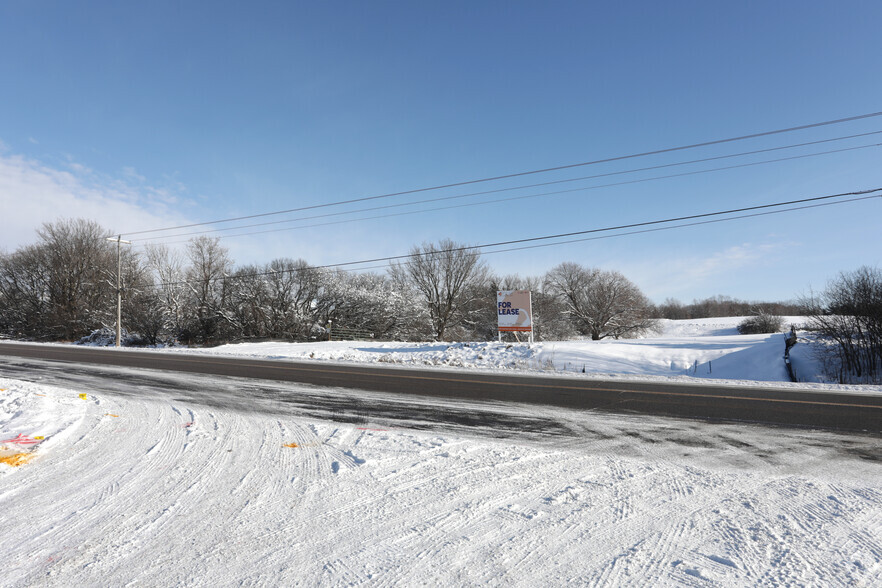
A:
[1,1,880,303]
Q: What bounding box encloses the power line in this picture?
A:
[488,194,881,256]
[135,141,882,245]
[343,192,882,272]
[132,131,882,241]
[117,111,882,238]
[140,187,882,289]
[232,193,880,278]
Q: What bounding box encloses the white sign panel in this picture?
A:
[497,290,532,332]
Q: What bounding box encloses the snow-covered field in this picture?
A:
[2,377,881,586]
[148,316,879,393]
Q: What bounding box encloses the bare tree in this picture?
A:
[389,239,489,340]
[545,262,656,340]
[224,264,270,339]
[0,220,164,343]
[184,236,234,343]
[387,265,434,341]
[654,297,687,320]
[230,258,324,340]
[144,244,188,341]
[5,219,118,340]
[802,266,882,383]
[265,258,322,338]
[0,245,52,338]
[317,270,400,339]
[521,274,575,341]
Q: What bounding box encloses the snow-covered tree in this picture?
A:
[389,239,490,341]
[0,244,52,338]
[544,262,656,340]
[183,236,234,343]
[0,219,118,340]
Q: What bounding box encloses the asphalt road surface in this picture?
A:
[0,342,880,433]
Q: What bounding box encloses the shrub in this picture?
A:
[737,311,784,335]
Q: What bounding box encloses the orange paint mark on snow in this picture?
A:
[105,413,120,418]
[283,442,299,448]
[0,453,34,467]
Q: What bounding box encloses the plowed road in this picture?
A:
[0,342,879,432]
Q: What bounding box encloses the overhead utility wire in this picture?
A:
[304,193,882,276]
[136,142,882,245]
[118,111,882,238]
[135,131,882,242]
[142,187,882,289]
[490,194,881,256]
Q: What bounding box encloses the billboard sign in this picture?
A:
[497,290,532,332]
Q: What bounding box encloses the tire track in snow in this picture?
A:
[193,417,344,566]
[568,462,768,586]
[243,435,561,584]
[747,479,882,585]
[6,393,155,582]
[46,400,203,577]
[4,378,880,587]
[12,398,254,584]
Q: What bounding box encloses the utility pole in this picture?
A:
[106,235,132,347]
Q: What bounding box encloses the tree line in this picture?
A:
[0,219,660,344]
[651,296,802,320]
[1,219,878,384]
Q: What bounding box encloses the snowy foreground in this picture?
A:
[2,374,882,586]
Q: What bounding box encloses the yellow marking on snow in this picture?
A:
[78,393,88,400]
[0,453,34,467]
[33,436,44,440]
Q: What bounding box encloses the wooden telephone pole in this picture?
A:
[106,235,132,347]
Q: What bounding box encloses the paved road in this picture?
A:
[0,342,880,432]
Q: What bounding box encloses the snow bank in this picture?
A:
[159,317,829,385]
[532,333,789,380]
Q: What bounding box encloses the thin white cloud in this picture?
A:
[0,149,196,252]
[619,241,796,301]
[122,166,146,183]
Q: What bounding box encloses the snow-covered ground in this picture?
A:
[163,318,796,379]
[2,376,881,586]
[141,316,880,393]
[2,317,880,585]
